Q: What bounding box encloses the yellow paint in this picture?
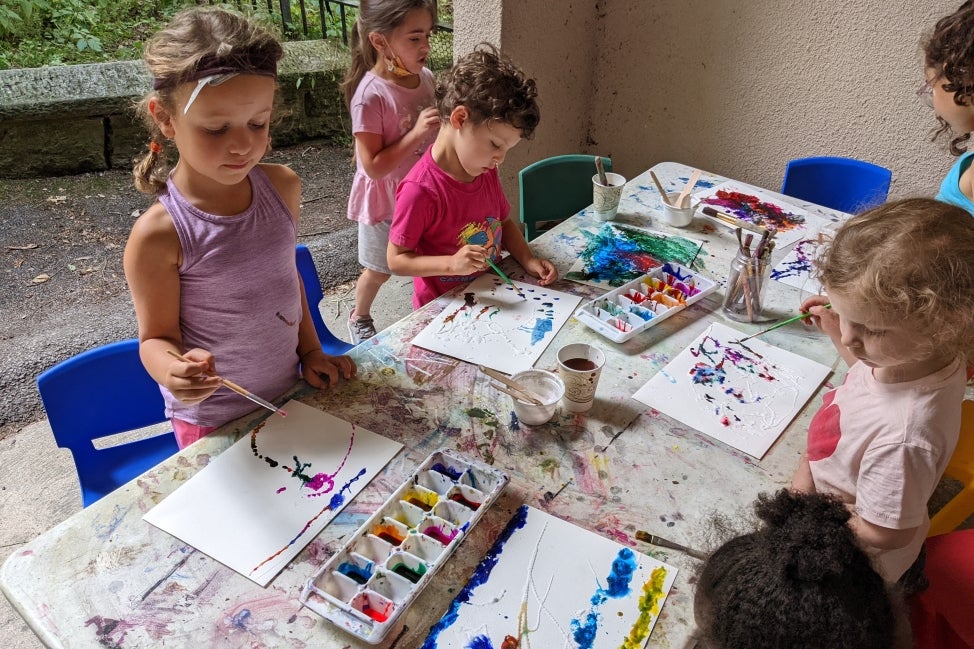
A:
[618,566,668,649]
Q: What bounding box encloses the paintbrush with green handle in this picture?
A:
[731,303,831,344]
[483,256,527,300]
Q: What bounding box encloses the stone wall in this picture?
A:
[0,40,350,178]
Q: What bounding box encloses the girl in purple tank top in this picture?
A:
[124,7,356,448]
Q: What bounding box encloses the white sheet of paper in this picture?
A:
[695,181,829,249]
[770,237,823,293]
[410,274,581,375]
[632,322,830,458]
[143,400,403,586]
[423,505,677,649]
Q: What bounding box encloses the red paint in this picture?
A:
[720,416,731,426]
[362,604,389,623]
[449,493,481,510]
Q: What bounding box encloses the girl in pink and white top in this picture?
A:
[340,0,440,343]
[792,198,974,590]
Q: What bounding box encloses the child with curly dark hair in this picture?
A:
[387,43,557,308]
[923,1,974,214]
[694,489,912,649]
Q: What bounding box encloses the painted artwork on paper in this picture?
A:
[143,400,403,586]
[695,181,828,248]
[421,505,677,649]
[565,223,704,289]
[770,238,823,293]
[410,274,582,375]
[632,322,830,458]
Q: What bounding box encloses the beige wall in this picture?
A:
[454,0,959,214]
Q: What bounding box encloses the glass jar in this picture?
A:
[722,249,770,322]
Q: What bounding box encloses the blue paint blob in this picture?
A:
[528,317,553,345]
[570,611,600,649]
[421,506,530,648]
[431,463,463,481]
[231,609,251,630]
[605,547,637,597]
[509,410,520,432]
[337,561,373,584]
[466,634,495,649]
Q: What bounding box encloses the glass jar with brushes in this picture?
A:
[722,228,775,323]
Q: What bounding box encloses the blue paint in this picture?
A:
[231,609,251,630]
[421,505,530,648]
[431,463,463,481]
[605,548,637,598]
[528,316,553,344]
[337,561,373,584]
[509,410,520,432]
[466,635,495,649]
[570,611,600,649]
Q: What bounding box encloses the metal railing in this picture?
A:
[212,0,454,70]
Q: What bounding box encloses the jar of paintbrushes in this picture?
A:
[722,228,775,322]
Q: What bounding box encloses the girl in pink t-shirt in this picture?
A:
[793,198,974,586]
[340,0,440,343]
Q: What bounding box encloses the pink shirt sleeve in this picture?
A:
[389,179,436,250]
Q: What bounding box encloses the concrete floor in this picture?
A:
[0,277,414,649]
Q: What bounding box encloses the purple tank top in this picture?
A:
[159,166,300,427]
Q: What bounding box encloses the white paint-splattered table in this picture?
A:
[1,162,849,649]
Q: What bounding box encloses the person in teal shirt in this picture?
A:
[925,2,974,215]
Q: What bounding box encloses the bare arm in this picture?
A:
[790,450,816,492]
[123,203,221,404]
[847,508,919,551]
[386,240,489,278]
[262,164,356,388]
[355,107,439,179]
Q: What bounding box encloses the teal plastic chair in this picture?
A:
[36,339,179,507]
[519,154,613,241]
[781,156,892,214]
[296,244,355,354]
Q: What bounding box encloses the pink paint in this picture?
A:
[277,409,288,418]
[276,487,286,494]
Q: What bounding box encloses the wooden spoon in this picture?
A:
[650,171,671,205]
[674,169,701,208]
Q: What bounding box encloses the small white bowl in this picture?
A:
[508,369,564,425]
[661,192,696,227]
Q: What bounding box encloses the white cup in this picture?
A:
[661,192,696,227]
[556,343,606,412]
[592,173,627,221]
[508,369,564,425]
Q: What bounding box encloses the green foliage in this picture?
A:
[0,0,453,71]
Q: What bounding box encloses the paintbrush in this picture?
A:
[483,256,527,300]
[731,304,831,344]
[595,156,608,186]
[635,530,707,560]
[700,206,767,235]
[478,365,544,405]
[165,349,287,417]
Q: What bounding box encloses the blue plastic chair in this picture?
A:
[36,339,179,507]
[519,154,613,241]
[781,156,892,214]
[296,244,355,354]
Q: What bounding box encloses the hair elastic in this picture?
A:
[149,141,163,154]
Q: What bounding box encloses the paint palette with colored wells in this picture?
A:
[299,448,509,644]
[575,262,718,343]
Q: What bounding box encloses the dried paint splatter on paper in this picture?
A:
[422,505,676,649]
[632,322,830,458]
[695,181,828,249]
[770,238,823,293]
[143,400,402,586]
[410,274,581,375]
[565,223,704,289]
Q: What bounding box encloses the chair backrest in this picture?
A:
[296,244,355,355]
[519,154,613,241]
[929,399,974,536]
[781,156,892,214]
[36,339,179,507]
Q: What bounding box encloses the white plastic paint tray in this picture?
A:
[299,448,509,644]
[575,262,718,343]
